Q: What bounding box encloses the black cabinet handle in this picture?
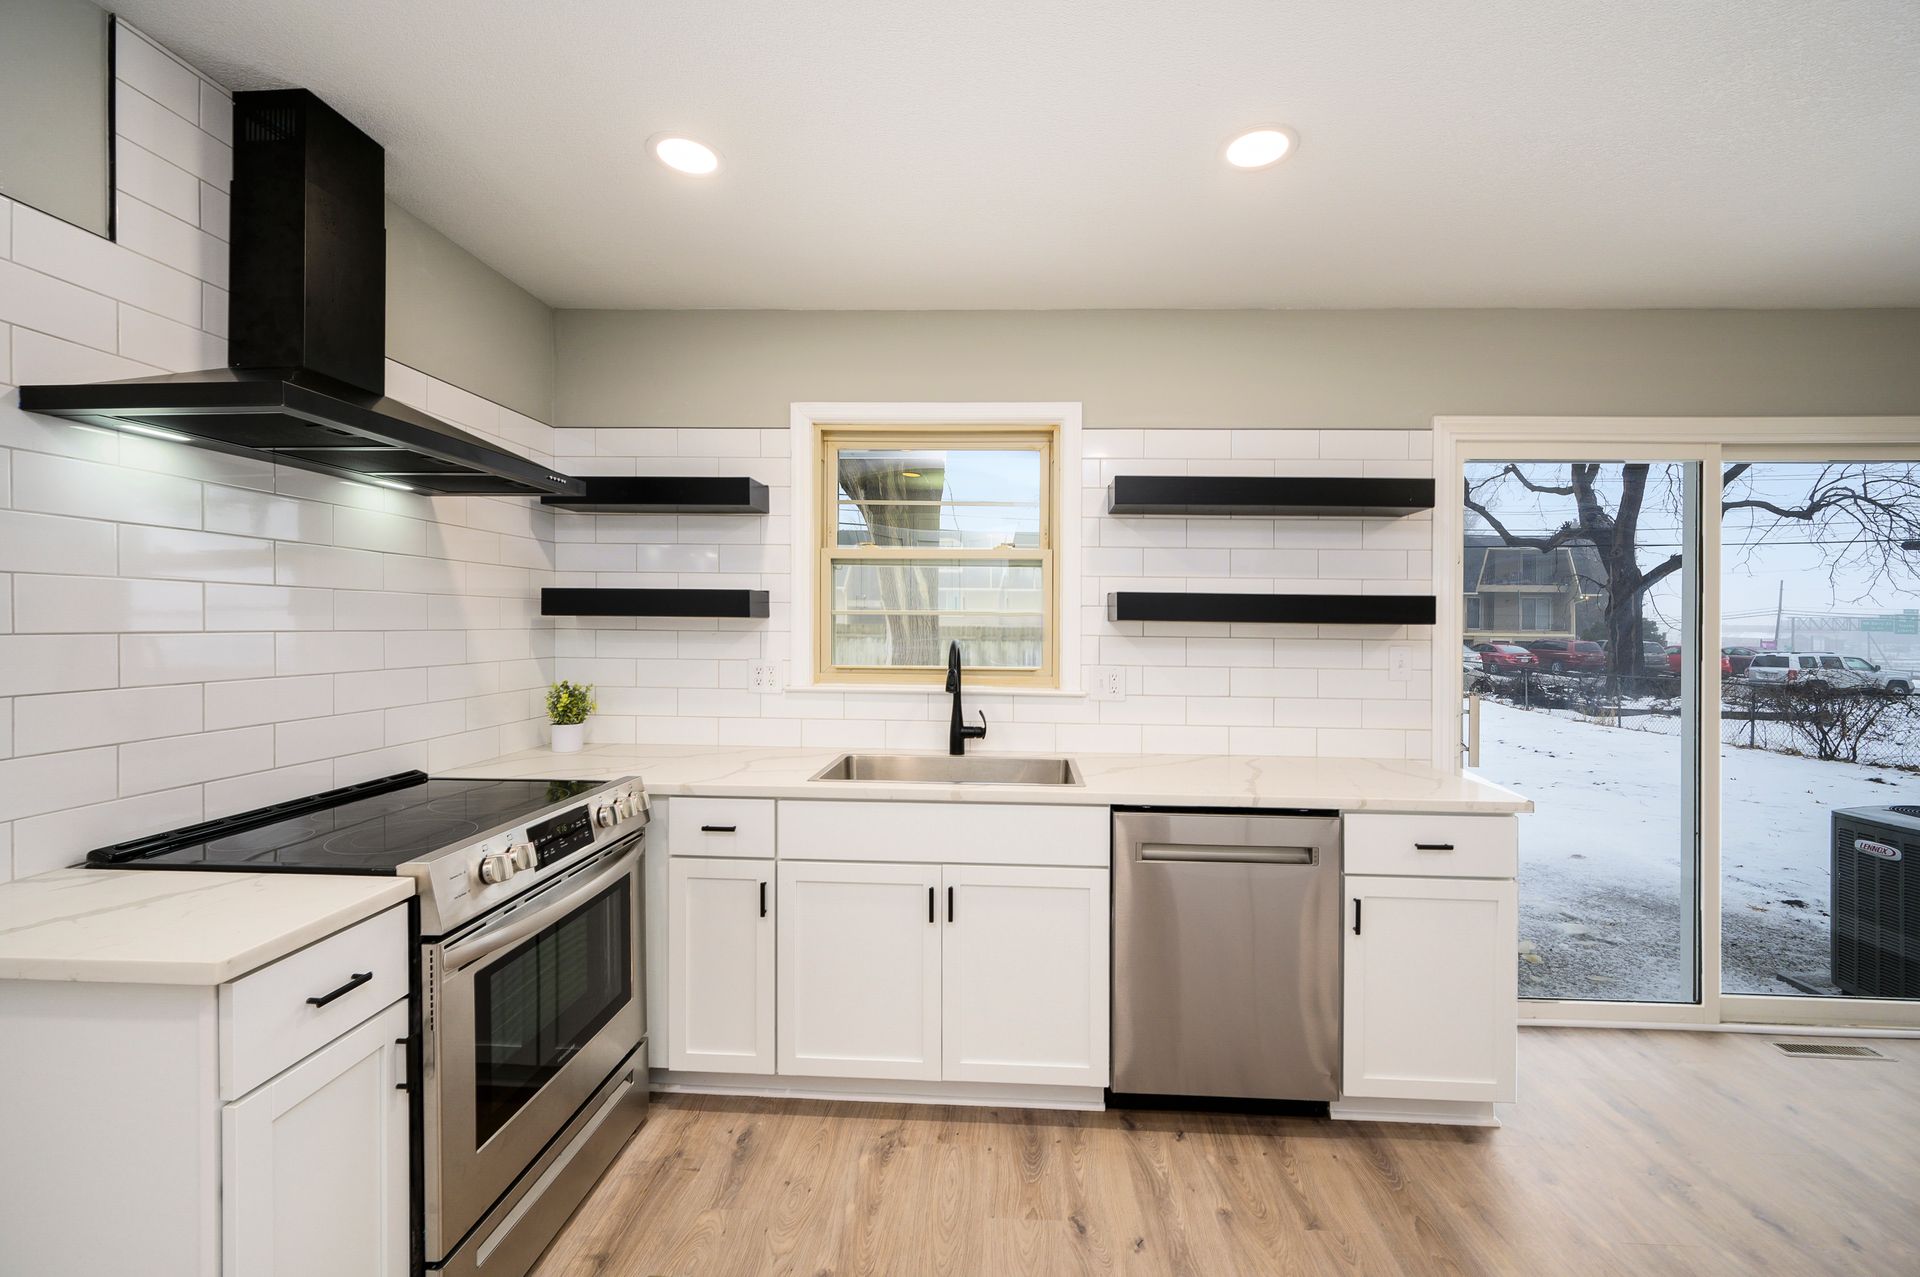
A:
[394,1037,410,1091]
[307,971,372,1008]
[1414,842,1455,852]
[700,824,737,833]
[759,881,768,918]
[928,886,935,923]
[1353,900,1363,935]
[947,886,955,923]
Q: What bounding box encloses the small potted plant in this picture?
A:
[545,680,596,753]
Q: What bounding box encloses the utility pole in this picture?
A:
[1772,579,1784,650]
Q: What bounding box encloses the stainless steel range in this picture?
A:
[87,769,651,1277]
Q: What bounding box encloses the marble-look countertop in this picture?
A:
[0,868,414,985]
[450,744,1533,814]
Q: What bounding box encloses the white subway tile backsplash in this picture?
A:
[274,631,385,676]
[117,304,223,371]
[204,583,332,631]
[122,632,275,685]
[0,635,120,695]
[0,510,119,575]
[275,711,384,767]
[0,747,119,821]
[11,786,202,877]
[13,450,203,528]
[10,206,202,325]
[120,726,271,795]
[205,675,334,729]
[120,525,274,582]
[0,259,119,350]
[13,684,202,755]
[114,86,231,188]
[13,575,201,633]
[115,31,203,122]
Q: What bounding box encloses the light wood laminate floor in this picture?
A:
[531,1029,1920,1276]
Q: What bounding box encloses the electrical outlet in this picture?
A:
[1388,644,1415,682]
[749,662,783,693]
[1087,666,1126,701]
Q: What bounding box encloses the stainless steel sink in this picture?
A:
[810,753,1083,786]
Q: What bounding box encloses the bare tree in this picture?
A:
[1464,462,1920,686]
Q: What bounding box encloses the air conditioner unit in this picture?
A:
[1831,805,1920,998]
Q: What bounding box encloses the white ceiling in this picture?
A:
[112,0,1920,310]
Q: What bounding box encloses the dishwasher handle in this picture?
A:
[1139,842,1315,865]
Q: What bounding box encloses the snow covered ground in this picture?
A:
[1474,700,1917,1001]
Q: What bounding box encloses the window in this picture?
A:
[1518,595,1554,631]
[814,424,1059,686]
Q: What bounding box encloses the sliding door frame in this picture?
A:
[1432,416,1920,1030]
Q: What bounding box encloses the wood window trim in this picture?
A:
[787,402,1084,696]
[814,424,1059,688]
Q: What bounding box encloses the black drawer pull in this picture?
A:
[759,881,768,918]
[395,1037,410,1091]
[1353,899,1363,935]
[700,824,737,833]
[947,886,954,923]
[1414,842,1455,851]
[307,971,372,1008]
[928,886,935,923]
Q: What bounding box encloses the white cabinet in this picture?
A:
[223,998,410,1277]
[777,860,943,1081]
[667,856,775,1073]
[1341,874,1517,1103]
[942,865,1108,1087]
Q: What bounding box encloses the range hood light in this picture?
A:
[366,478,414,492]
[115,421,194,443]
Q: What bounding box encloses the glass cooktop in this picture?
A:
[87,772,607,873]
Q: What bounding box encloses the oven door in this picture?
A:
[424,833,644,1260]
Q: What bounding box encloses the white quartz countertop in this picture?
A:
[450,744,1533,814]
[0,868,414,985]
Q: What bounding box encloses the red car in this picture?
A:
[1522,638,1605,674]
[1665,646,1734,675]
[1473,642,1539,671]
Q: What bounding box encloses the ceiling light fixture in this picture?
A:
[1224,126,1297,170]
[651,134,720,176]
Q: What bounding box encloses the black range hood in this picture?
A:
[18,90,580,498]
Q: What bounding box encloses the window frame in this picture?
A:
[787,402,1084,695]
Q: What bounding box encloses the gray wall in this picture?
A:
[386,201,556,422]
[0,0,112,235]
[554,309,1920,429]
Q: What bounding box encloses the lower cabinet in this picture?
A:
[667,856,776,1073]
[766,859,1110,1088]
[222,998,411,1277]
[1341,874,1518,1102]
[776,860,944,1081]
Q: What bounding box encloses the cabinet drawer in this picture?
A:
[220,904,409,1100]
[671,797,775,858]
[1344,814,1516,878]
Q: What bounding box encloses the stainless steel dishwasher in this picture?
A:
[1111,807,1342,1103]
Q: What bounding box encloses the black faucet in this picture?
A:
[946,641,987,756]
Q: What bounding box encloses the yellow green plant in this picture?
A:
[545,680,596,725]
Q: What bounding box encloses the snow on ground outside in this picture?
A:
[1475,700,1917,1001]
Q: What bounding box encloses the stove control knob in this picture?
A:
[595,805,615,829]
[508,842,537,872]
[617,795,635,818]
[477,852,516,886]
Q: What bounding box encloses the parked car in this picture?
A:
[1665,646,1734,676]
[1723,646,1760,676]
[1521,638,1605,675]
[1462,645,1493,692]
[1743,651,1909,691]
[1472,642,1539,671]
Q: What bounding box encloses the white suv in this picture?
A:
[1745,651,1912,693]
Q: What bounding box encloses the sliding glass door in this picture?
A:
[1719,460,1919,1005]
[1445,420,1920,1028]
[1461,460,1702,1003]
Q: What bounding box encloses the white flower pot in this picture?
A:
[551,722,585,753]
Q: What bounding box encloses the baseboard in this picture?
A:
[1329,1097,1501,1127]
[651,1069,1107,1111]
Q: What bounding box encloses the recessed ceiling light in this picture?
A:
[651,134,720,176]
[1224,126,1297,170]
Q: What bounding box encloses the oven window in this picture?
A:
[473,878,631,1147]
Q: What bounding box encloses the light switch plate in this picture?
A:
[1086,666,1126,701]
[749,662,783,693]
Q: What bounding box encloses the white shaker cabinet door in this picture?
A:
[941,864,1110,1087]
[668,856,776,1074]
[222,998,410,1277]
[1341,875,1518,1103]
[777,860,943,1081]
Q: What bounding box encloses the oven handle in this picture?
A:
[442,836,642,972]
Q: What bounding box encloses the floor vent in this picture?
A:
[1774,1042,1889,1060]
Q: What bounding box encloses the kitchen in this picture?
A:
[1,3,1918,1275]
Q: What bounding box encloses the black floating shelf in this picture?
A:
[1108,592,1436,626]
[542,588,770,619]
[1108,475,1434,517]
[542,476,770,514]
